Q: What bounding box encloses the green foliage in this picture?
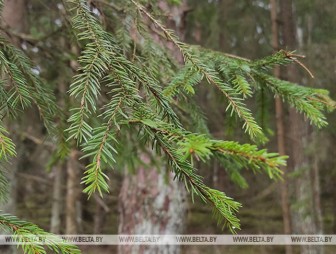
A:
[0,0,335,240]
[253,72,334,127]
[0,213,80,254]
[0,125,14,203]
[0,35,57,131]
[67,0,112,143]
[0,125,16,160]
[0,125,78,253]
[64,0,334,232]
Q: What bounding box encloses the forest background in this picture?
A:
[0,0,336,254]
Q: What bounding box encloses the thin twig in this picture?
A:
[284,51,315,78]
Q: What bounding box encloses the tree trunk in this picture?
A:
[118,154,187,254]
[1,0,27,210]
[65,149,81,234]
[270,1,293,254]
[50,164,65,233]
[1,1,27,253]
[93,194,109,234]
[65,44,83,235]
[279,1,322,253]
[118,2,189,254]
[2,0,27,35]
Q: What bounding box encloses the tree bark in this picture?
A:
[280,1,322,253]
[118,2,189,254]
[270,1,293,254]
[1,0,27,211]
[50,164,65,233]
[65,149,81,234]
[1,1,27,253]
[118,154,187,254]
[2,0,27,35]
[94,194,109,234]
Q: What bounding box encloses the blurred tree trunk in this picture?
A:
[118,154,186,254]
[305,12,323,238]
[118,3,188,253]
[94,194,108,234]
[279,1,322,253]
[50,75,67,234]
[2,0,27,35]
[65,45,83,235]
[1,1,27,253]
[1,0,27,215]
[65,149,82,234]
[270,1,293,254]
[50,163,65,233]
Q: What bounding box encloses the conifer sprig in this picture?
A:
[0,125,14,202]
[197,47,336,128]
[67,0,181,144]
[131,0,265,140]
[0,126,79,253]
[0,125,16,161]
[0,36,57,131]
[124,114,286,231]
[0,213,81,254]
[139,121,242,232]
[253,72,330,127]
[67,0,112,143]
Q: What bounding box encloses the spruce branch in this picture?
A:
[0,213,81,254]
[66,0,181,144]
[0,125,16,161]
[131,0,264,140]
[0,36,57,132]
[140,122,242,232]
[80,80,126,196]
[67,0,112,143]
[0,125,14,203]
[125,115,287,231]
[253,72,331,127]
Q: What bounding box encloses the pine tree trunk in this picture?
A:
[64,41,83,235]
[65,149,82,234]
[1,0,27,211]
[280,1,322,253]
[50,76,67,234]
[270,1,293,254]
[1,1,27,253]
[312,156,323,235]
[306,13,324,240]
[50,164,65,233]
[93,194,109,234]
[118,2,189,254]
[118,154,187,254]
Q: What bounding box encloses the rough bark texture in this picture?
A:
[280,1,322,253]
[1,0,27,210]
[50,164,65,233]
[118,2,188,254]
[1,1,27,253]
[270,1,293,254]
[118,154,187,254]
[66,149,81,234]
[2,0,27,34]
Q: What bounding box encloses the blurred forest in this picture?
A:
[0,0,336,254]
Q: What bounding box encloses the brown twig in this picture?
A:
[284,51,315,78]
